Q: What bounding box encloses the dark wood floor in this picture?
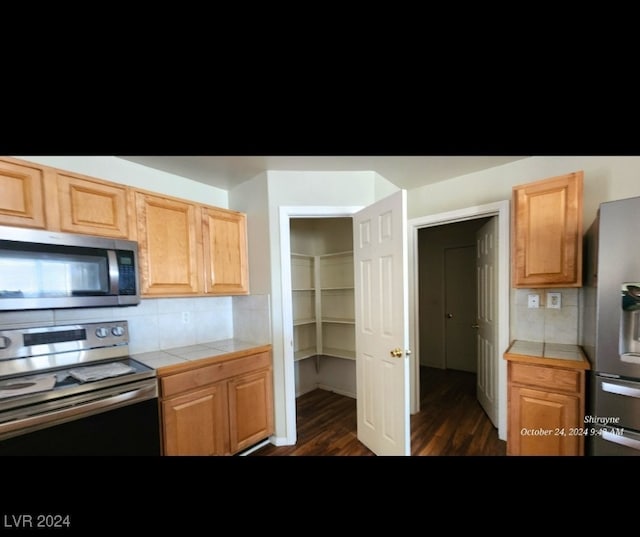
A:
[251,366,506,456]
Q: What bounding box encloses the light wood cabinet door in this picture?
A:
[512,171,583,287]
[508,385,581,455]
[0,158,47,229]
[135,191,202,295]
[227,367,274,453]
[56,172,131,238]
[202,206,249,295]
[162,383,229,456]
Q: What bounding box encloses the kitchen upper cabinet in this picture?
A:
[0,158,50,229]
[512,171,583,288]
[135,191,202,296]
[2,157,250,298]
[202,206,249,295]
[55,171,132,238]
[134,191,250,297]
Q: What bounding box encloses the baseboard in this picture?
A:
[316,384,356,399]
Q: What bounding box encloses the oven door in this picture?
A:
[590,425,640,456]
[0,379,160,456]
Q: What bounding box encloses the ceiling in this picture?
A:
[117,156,528,191]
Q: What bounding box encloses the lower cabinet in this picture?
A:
[159,348,274,456]
[506,359,587,456]
[162,383,229,456]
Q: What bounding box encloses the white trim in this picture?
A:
[268,435,291,447]
[279,206,363,445]
[407,200,510,441]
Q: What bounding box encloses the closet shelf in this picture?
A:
[321,317,355,324]
[294,349,317,361]
[293,318,316,326]
[320,286,354,291]
[321,348,356,360]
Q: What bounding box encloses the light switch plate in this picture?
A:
[527,294,540,308]
[547,292,561,309]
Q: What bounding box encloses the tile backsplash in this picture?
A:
[510,288,579,344]
[0,294,272,354]
[232,293,271,344]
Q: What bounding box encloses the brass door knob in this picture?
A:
[389,348,411,358]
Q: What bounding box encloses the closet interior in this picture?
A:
[290,217,356,399]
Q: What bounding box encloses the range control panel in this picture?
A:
[0,321,129,361]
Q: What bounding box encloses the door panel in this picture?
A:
[476,217,498,426]
[354,190,409,456]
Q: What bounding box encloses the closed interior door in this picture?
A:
[444,246,477,372]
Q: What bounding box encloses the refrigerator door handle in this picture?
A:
[602,381,640,399]
[601,429,640,452]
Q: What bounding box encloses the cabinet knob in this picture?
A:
[446,313,454,319]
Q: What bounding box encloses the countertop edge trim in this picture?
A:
[155,344,273,377]
[503,351,591,371]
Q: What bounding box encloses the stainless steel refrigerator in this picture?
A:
[583,195,640,455]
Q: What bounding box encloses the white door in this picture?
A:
[353,190,410,456]
[476,216,498,426]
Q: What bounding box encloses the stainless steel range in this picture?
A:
[0,320,160,455]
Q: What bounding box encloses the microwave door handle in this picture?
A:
[107,250,119,294]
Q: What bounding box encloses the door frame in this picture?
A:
[279,205,363,445]
[408,200,510,441]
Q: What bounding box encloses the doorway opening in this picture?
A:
[409,200,510,441]
[417,217,496,429]
[289,217,356,403]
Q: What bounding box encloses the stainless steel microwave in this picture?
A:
[0,225,140,311]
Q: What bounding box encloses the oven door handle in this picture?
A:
[602,381,640,399]
[600,429,640,452]
[0,383,157,438]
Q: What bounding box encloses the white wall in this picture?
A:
[229,172,270,294]
[15,156,228,208]
[229,172,273,345]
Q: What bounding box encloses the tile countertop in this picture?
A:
[504,340,591,370]
[131,339,272,375]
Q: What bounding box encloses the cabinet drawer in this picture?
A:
[161,351,271,397]
[510,362,580,392]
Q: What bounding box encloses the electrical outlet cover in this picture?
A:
[547,292,561,309]
[527,294,540,308]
